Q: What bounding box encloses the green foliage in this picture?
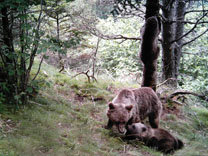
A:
[95,0,114,19]
[100,41,140,76]
[178,8,208,97]
[0,0,47,109]
[42,0,87,55]
[94,17,143,77]
[178,28,208,108]
[0,0,88,110]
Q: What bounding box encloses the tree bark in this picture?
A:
[1,5,14,63]
[0,4,18,105]
[174,1,186,78]
[161,0,186,85]
[161,0,176,81]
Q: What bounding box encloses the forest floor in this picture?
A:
[1,61,208,156]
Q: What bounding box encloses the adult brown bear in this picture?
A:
[140,16,161,91]
[125,120,184,154]
[106,87,162,133]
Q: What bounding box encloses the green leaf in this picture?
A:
[66,0,75,2]
[26,87,33,94]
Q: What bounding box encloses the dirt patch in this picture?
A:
[74,94,87,102]
[160,97,185,120]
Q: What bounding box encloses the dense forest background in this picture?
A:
[0,0,208,155]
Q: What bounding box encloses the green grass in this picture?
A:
[1,61,208,155]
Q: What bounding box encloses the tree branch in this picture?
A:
[92,38,101,78]
[182,27,208,47]
[171,12,208,44]
[26,0,44,83]
[32,56,44,81]
[88,26,163,43]
[156,78,177,88]
[185,9,208,15]
[78,15,141,42]
[90,30,141,41]
[0,50,6,66]
[168,20,208,25]
[72,70,97,83]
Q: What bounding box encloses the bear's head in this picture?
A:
[107,102,133,133]
[126,118,149,139]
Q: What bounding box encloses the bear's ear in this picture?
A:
[125,105,133,111]
[109,102,115,109]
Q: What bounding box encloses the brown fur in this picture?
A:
[140,16,161,91]
[106,87,162,133]
[126,120,184,154]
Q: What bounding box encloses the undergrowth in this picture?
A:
[0,61,208,156]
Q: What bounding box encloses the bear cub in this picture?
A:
[125,118,184,154]
[106,87,162,133]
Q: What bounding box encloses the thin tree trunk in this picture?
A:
[20,10,27,105]
[92,38,100,78]
[55,0,64,72]
[57,13,62,60]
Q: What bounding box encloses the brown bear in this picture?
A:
[106,87,162,133]
[140,16,161,91]
[125,119,184,154]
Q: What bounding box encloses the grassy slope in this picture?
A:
[0,62,208,156]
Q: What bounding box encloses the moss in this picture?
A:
[192,106,208,128]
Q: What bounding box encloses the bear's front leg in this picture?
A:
[149,113,159,128]
[104,119,114,129]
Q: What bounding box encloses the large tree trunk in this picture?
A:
[161,0,176,81]
[161,0,186,85]
[174,1,186,78]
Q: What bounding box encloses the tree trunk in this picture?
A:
[1,5,14,62]
[161,0,176,81]
[174,1,186,78]
[161,0,186,86]
[1,4,18,105]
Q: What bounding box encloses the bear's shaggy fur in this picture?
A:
[140,16,161,91]
[106,87,162,133]
[125,120,184,154]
